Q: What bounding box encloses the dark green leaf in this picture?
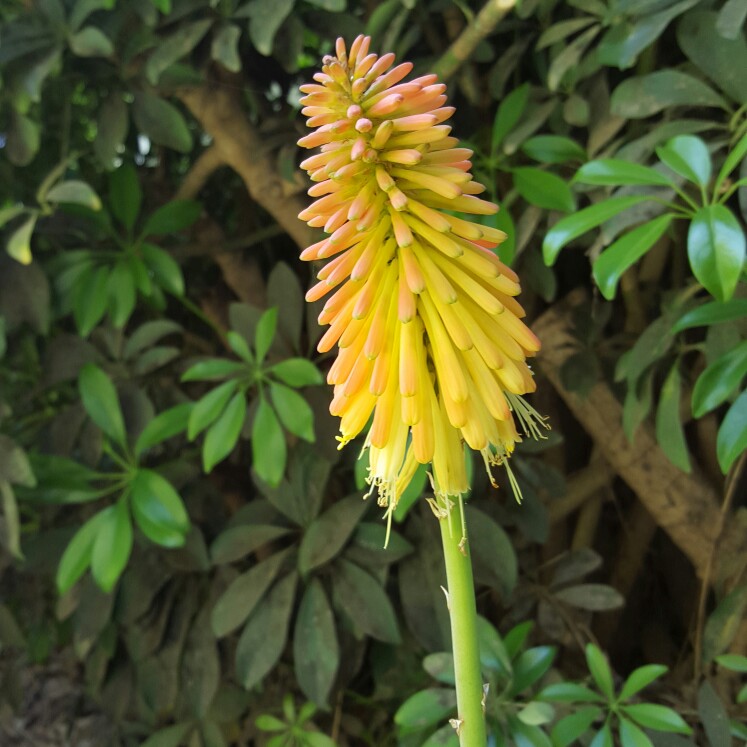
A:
[656,135,711,187]
[521,135,586,164]
[619,665,668,702]
[46,180,102,210]
[269,358,323,387]
[611,71,728,119]
[590,723,613,747]
[74,264,110,336]
[348,521,414,564]
[91,501,132,592]
[142,200,201,237]
[108,260,136,328]
[692,342,747,417]
[704,586,747,663]
[132,346,179,376]
[717,0,747,38]
[698,681,731,747]
[394,688,457,729]
[212,23,242,72]
[547,26,599,91]
[538,682,605,703]
[69,26,113,56]
[140,723,194,747]
[585,644,614,699]
[622,704,691,734]
[624,376,651,439]
[518,702,554,726]
[616,316,674,385]
[513,168,575,212]
[211,524,291,565]
[672,299,747,333]
[0,205,25,230]
[133,93,193,153]
[182,359,246,382]
[56,511,108,593]
[423,653,455,685]
[543,195,649,265]
[509,646,556,696]
[187,379,238,440]
[596,0,699,70]
[551,706,603,747]
[421,725,459,747]
[715,653,747,673]
[298,494,369,575]
[687,205,745,301]
[124,319,181,358]
[6,214,36,265]
[267,262,304,351]
[109,164,141,231]
[507,716,553,747]
[677,10,747,104]
[211,550,289,638]
[492,83,530,153]
[140,243,184,296]
[95,96,128,169]
[554,583,625,611]
[715,131,747,193]
[0,435,35,487]
[236,571,297,689]
[135,402,192,457]
[203,392,247,472]
[252,396,286,487]
[226,330,254,364]
[464,504,517,598]
[477,616,512,676]
[333,558,400,643]
[0,481,20,558]
[575,159,673,187]
[717,391,747,473]
[255,714,286,732]
[6,112,40,167]
[656,362,691,472]
[245,0,295,56]
[593,214,673,300]
[145,20,212,84]
[305,0,344,8]
[131,468,189,547]
[293,579,339,706]
[255,307,277,363]
[503,620,533,658]
[536,18,596,49]
[270,383,314,442]
[492,204,516,266]
[79,363,126,446]
[619,718,654,747]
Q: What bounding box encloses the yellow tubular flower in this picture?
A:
[298,36,547,523]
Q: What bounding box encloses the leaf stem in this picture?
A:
[438,494,487,747]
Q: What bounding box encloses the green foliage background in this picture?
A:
[0,0,746,745]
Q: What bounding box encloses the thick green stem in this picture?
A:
[438,497,487,747]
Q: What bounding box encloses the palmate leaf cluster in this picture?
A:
[0,0,746,746]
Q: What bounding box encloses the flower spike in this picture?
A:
[297,35,547,517]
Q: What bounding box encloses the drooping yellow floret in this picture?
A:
[297,35,547,522]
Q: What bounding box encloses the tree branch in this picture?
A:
[433,0,517,82]
[174,145,226,201]
[533,290,729,580]
[177,84,316,252]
